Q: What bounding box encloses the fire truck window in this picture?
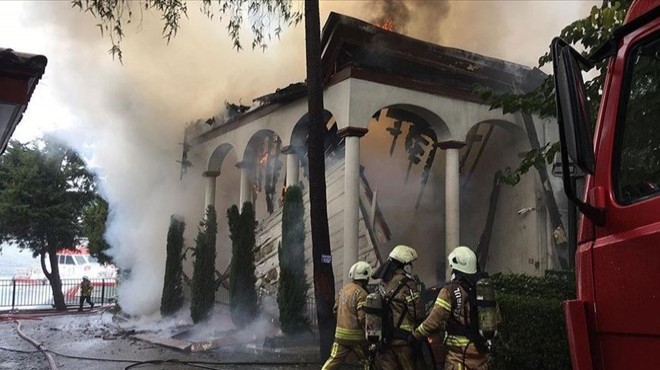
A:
[75,256,86,265]
[614,34,660,204]
[65,256,75,265]
[58,256,64,264]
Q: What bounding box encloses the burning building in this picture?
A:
[184,13,566,295]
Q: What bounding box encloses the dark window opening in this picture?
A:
[613,32,660,205]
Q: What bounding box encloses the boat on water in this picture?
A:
[13,246,117,282]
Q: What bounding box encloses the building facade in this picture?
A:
[185,13,568,294]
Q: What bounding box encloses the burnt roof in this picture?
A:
[321,12,546,101]
[193,12,546,143]
[253,82,307,105]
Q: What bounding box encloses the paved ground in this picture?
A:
[0,308,324,370]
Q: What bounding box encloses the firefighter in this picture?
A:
[372,245,425,370]
[412,246,493,370]
[322,261,372,370]
[78,276,94,312]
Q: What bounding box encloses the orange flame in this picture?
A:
[377,19,395,31]
[259,152,269,165]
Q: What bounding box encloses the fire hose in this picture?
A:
[14,320,58,370]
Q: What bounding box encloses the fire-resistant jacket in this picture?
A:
[80,280,93,296]
[333,281,369,344]
[413,282,489,369]
[381,268,425,340]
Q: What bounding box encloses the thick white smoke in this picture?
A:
[2,0,597,315]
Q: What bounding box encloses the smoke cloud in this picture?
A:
[370,0,451,37]
[3,0,597,315]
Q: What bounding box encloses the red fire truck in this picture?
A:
[552,1,659,368]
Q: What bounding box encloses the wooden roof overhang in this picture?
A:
[0,48,47,154]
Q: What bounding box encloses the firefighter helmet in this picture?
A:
[389,245,418,265]
[82,276,89,281]
[349,261,372,281]
[448,246,477,274]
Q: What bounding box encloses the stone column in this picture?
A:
[202,171,220,215]
[338,127,369,284]
[282,145,300,188]
[236,161,252,207]
[438,140,466,280]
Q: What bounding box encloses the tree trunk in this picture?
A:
[42,246,67,311]
[304,0,336,361]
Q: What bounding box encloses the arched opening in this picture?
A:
[243,130,285,221]
[459,120,545,274]
[207,143,234,173]
[206,143,239,272]
[361,105,451,284]
[289,110,341,185]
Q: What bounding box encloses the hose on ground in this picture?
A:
[14,320,58,370]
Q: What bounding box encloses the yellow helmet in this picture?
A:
[349,261,372,281]
[448,246,477,274]
[388,245,418,265]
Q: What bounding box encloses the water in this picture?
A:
[0,243,40,279]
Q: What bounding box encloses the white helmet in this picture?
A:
[448,246,477,274]
[389,245,418,265]
[349,261,372,281]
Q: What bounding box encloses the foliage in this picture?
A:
[491,271,575,300]
[0,139,94,253]
[475,0,632,185]
[277,186,309,334]
[0,139,95,310]
[190,206,217,323]
[161,215,186,316]
[72,0,303,61]
[491,293,570,370]
[82,196,113,264]
[227,202,258,327]
[490,273,575,370]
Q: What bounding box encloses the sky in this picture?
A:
[0,0,599,315]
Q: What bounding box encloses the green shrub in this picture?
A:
[228,202,259,327]
[277,186,310,334]
[491,271,575,300]
[160,215,185,316]
[190,206,217,323]
[490,272,574,370]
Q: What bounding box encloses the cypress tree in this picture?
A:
[190,205,217,323]
[277,186,310,334]
[228,202,258,327]
[160,215,186,316]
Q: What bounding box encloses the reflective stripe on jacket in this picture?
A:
[413,282,489,368]
[334,281,368,344]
